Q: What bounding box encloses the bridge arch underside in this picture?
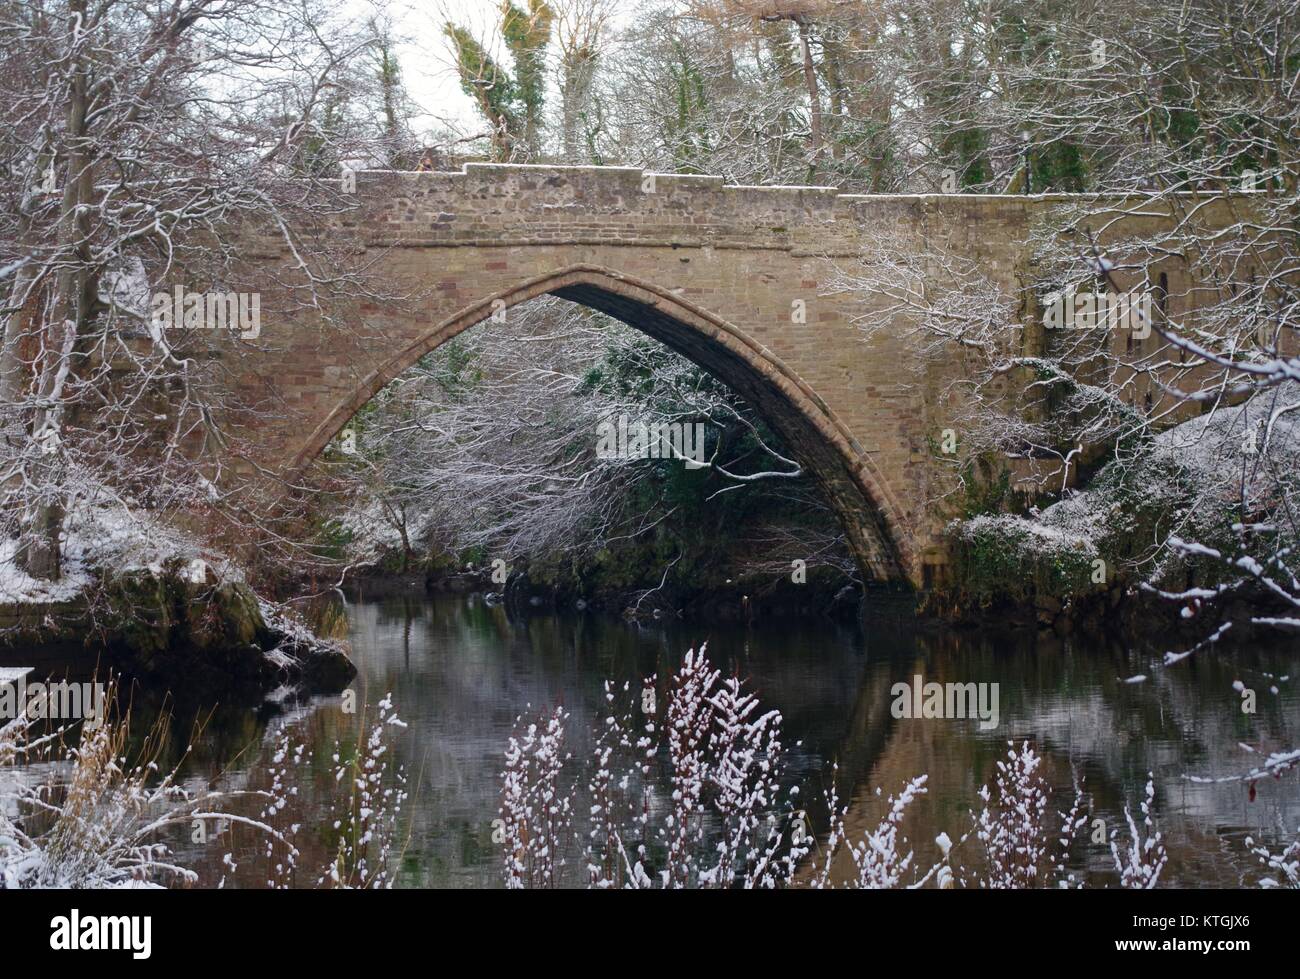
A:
[295,266,916,589]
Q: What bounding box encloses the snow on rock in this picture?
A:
[949,384,1300,595]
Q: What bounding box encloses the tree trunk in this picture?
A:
[560,49,597,164]
[19,0,91,580]
[796,18,823,170]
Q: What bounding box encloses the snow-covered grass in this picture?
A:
[0,537,91,604]
[0,688,294,888]
[949,510,1101,601]
[0,687,408,889]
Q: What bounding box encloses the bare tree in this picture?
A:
[0,0,405,583]
[552,0,615,162]
[324,295,850,600]
[826,0,1300,642]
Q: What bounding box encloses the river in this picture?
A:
[8,590,1300,887]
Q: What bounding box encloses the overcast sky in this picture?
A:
[374,0,491,134]
[360,0,627,140]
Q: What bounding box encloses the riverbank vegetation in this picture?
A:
[0,494,353,696]
[10,652,1293,889]
[941,394,1300,639]
[0,683,407,888]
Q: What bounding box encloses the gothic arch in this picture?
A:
[291,264,916,585]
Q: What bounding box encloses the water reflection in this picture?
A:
[333,592,1300,887]
[8,591,1299,887]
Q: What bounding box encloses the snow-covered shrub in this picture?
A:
[494,686,1210,890]
[1246,831,1300,889]
[315,694,409,889]
[500,645,807,888]
[655,650,803,888]
[810,769,931,889]
[971,741,1086,889]
[950,513,1100,602]
[1110,776,1168,889]
[501,706,573,889]
[585,679,655,888]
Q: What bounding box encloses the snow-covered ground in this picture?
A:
[0,538,91,604]
[1,498,236,605]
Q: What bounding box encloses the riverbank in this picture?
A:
[1,505,354,700]
[1,564,354,699]
[349,559,1240,647]
[921,577,1270,647]
[352,558,873,624]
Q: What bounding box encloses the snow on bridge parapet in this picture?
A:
[338,163,1129,259]
[220,165,1262,261]
[350,163,897,252]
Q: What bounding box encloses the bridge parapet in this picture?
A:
[342,164,1213,264]
[351,164,879,253]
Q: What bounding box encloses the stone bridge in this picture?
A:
[221,164,1187,589]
